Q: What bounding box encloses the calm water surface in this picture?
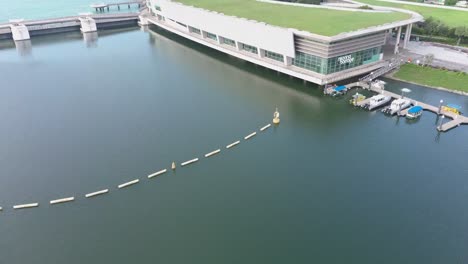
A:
[0,0,139,22]
[0,27,467,263]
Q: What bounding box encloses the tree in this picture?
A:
[454,26,467,46]
[422,54,434,67]
[445,0,458,6]
[423,17,440,39]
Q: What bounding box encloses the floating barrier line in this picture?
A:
[85,189,109,198]
[244,132,257,140]
[50,197,74,205]
[181,158,199,166]
[260,124,271,131]
[226,140,240,149]
[13,203,39,209]
[148,169,167,179]
[4,119,276,212]
[205,149,221,158]
[118,179,139,189]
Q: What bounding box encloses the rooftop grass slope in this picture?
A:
[175,0,411,36]
[357,0,468,27]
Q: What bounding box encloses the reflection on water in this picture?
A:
[83,32,98,48]
[15,39,32,56]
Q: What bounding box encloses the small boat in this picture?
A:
[406,105,423,119]
[324,85,347,96]
[331,85,347,97]
[350,93,366,106]
[382,98,411,115]
[367,94,391,111]
[442,104,462,115]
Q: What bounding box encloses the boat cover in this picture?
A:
[446,104,461,110]
[408,106,423,114]
[334,85,346,92]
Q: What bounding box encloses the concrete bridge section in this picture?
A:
[0,13,140,41]
[346,81,468,132]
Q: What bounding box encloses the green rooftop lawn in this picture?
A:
[175,0,411,36]
[393,64,468,92]
[357,0,468,27]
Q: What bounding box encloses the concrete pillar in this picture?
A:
[138,15,150,26]
[201,31,207,38]
[258,48,265,59]
[284,56,292,66]
[394,26,402,54]
[218,36,224,45]
[79,16,97,33]
[9,20,30,41]
[403,24,412,49]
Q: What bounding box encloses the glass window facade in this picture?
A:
[264,50,284,62]
[221,37,236,47]
[175,21,186,28]
[206,32,217,41]
[239,43,258,54]
[188,26,201,35]
[292,47,382,75]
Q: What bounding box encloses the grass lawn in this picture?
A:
[393,64,468,92]
[175,0,411,36]
[357,0,468,27]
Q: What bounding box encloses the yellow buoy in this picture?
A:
[171,161,176,170]
[273,107,280,124]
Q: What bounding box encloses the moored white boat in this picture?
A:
[383,98,411,115]
[367,94,391,111]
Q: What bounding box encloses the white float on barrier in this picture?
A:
[13,203,39,209]
[205,149,221,158]
[0,207,2,211]
[244,132,257,140]
[85,189,109,198]
[260,124,271,131]
[118,179,140,189]
[148,169,167,179]
[226,140,240,149]
[50,197,75,205]
[181,158,199,166]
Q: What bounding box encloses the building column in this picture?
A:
[258,48,265,59]
[284,56,292,66]
[403,24,412,49]
[201,31,207,38]
[394,26,402,54]
[235,41,242,51]
[218,36,224,45]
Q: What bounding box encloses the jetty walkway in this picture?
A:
[345,81,468,132]
[91,1,145,12]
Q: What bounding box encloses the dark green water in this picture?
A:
[0,27,467,263]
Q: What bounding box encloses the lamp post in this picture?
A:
[401,88,411,99]
[438,99,444,115]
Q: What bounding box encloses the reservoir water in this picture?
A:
[0,0,139,22]
[0,27,467,263]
